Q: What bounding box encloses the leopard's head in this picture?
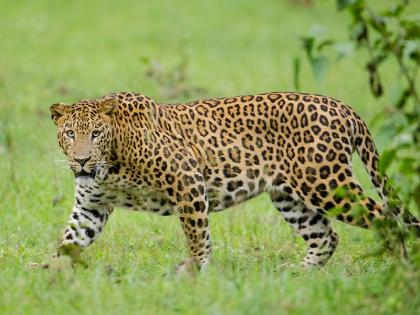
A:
[50,96,117,178]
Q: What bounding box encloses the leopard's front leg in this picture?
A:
[58,185,113,265]
[172,175,211,273]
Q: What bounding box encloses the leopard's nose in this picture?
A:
[74,156,91,167]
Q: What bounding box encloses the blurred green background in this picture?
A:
[0,1,419,314]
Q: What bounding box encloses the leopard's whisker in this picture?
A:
[54,160,68,163]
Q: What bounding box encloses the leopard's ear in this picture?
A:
[49,103,68,125]
[100,97,118,116]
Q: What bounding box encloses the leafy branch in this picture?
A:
[295,0,420,213]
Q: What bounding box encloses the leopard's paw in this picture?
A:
[58,243,88,268]
[175,258,200,276]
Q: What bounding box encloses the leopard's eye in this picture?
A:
[92,130,101,139]
[66,130,75,139]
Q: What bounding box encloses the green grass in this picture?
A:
[0,0,419,314]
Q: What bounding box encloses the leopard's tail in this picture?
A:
[351,113,420,237]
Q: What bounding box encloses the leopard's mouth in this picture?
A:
[75,166,97,179]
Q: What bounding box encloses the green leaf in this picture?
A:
[395,89,411,109]
[370,73,383,97]
[300,36,315,59]
[293,57,301,91]
[367,65,383,97]
[336,0,353,11]
[327,206,344,217]
[383,2,405,17]
[398,157,416,174]
[351,22,369,44]
[389,81,403,106]
[310,56,330,83]
[413,183,420,212]
[403,40,420,63]
[369,14,387,33]
[369,110,387,129]
[379,149,397,175]
[317,39,334,52]
[334,186,348,198]
[392,132,413,147]
[401,19,420,40]
[335,42,354,60]
[352,204,368,218]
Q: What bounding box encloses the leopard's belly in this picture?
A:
[91,164,268,215]
[81,170,175,216]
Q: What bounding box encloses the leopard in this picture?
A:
[50,91,419,271]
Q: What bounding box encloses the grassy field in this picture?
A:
[0,0,419,314]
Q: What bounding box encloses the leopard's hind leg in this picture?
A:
[271,192,339,267]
